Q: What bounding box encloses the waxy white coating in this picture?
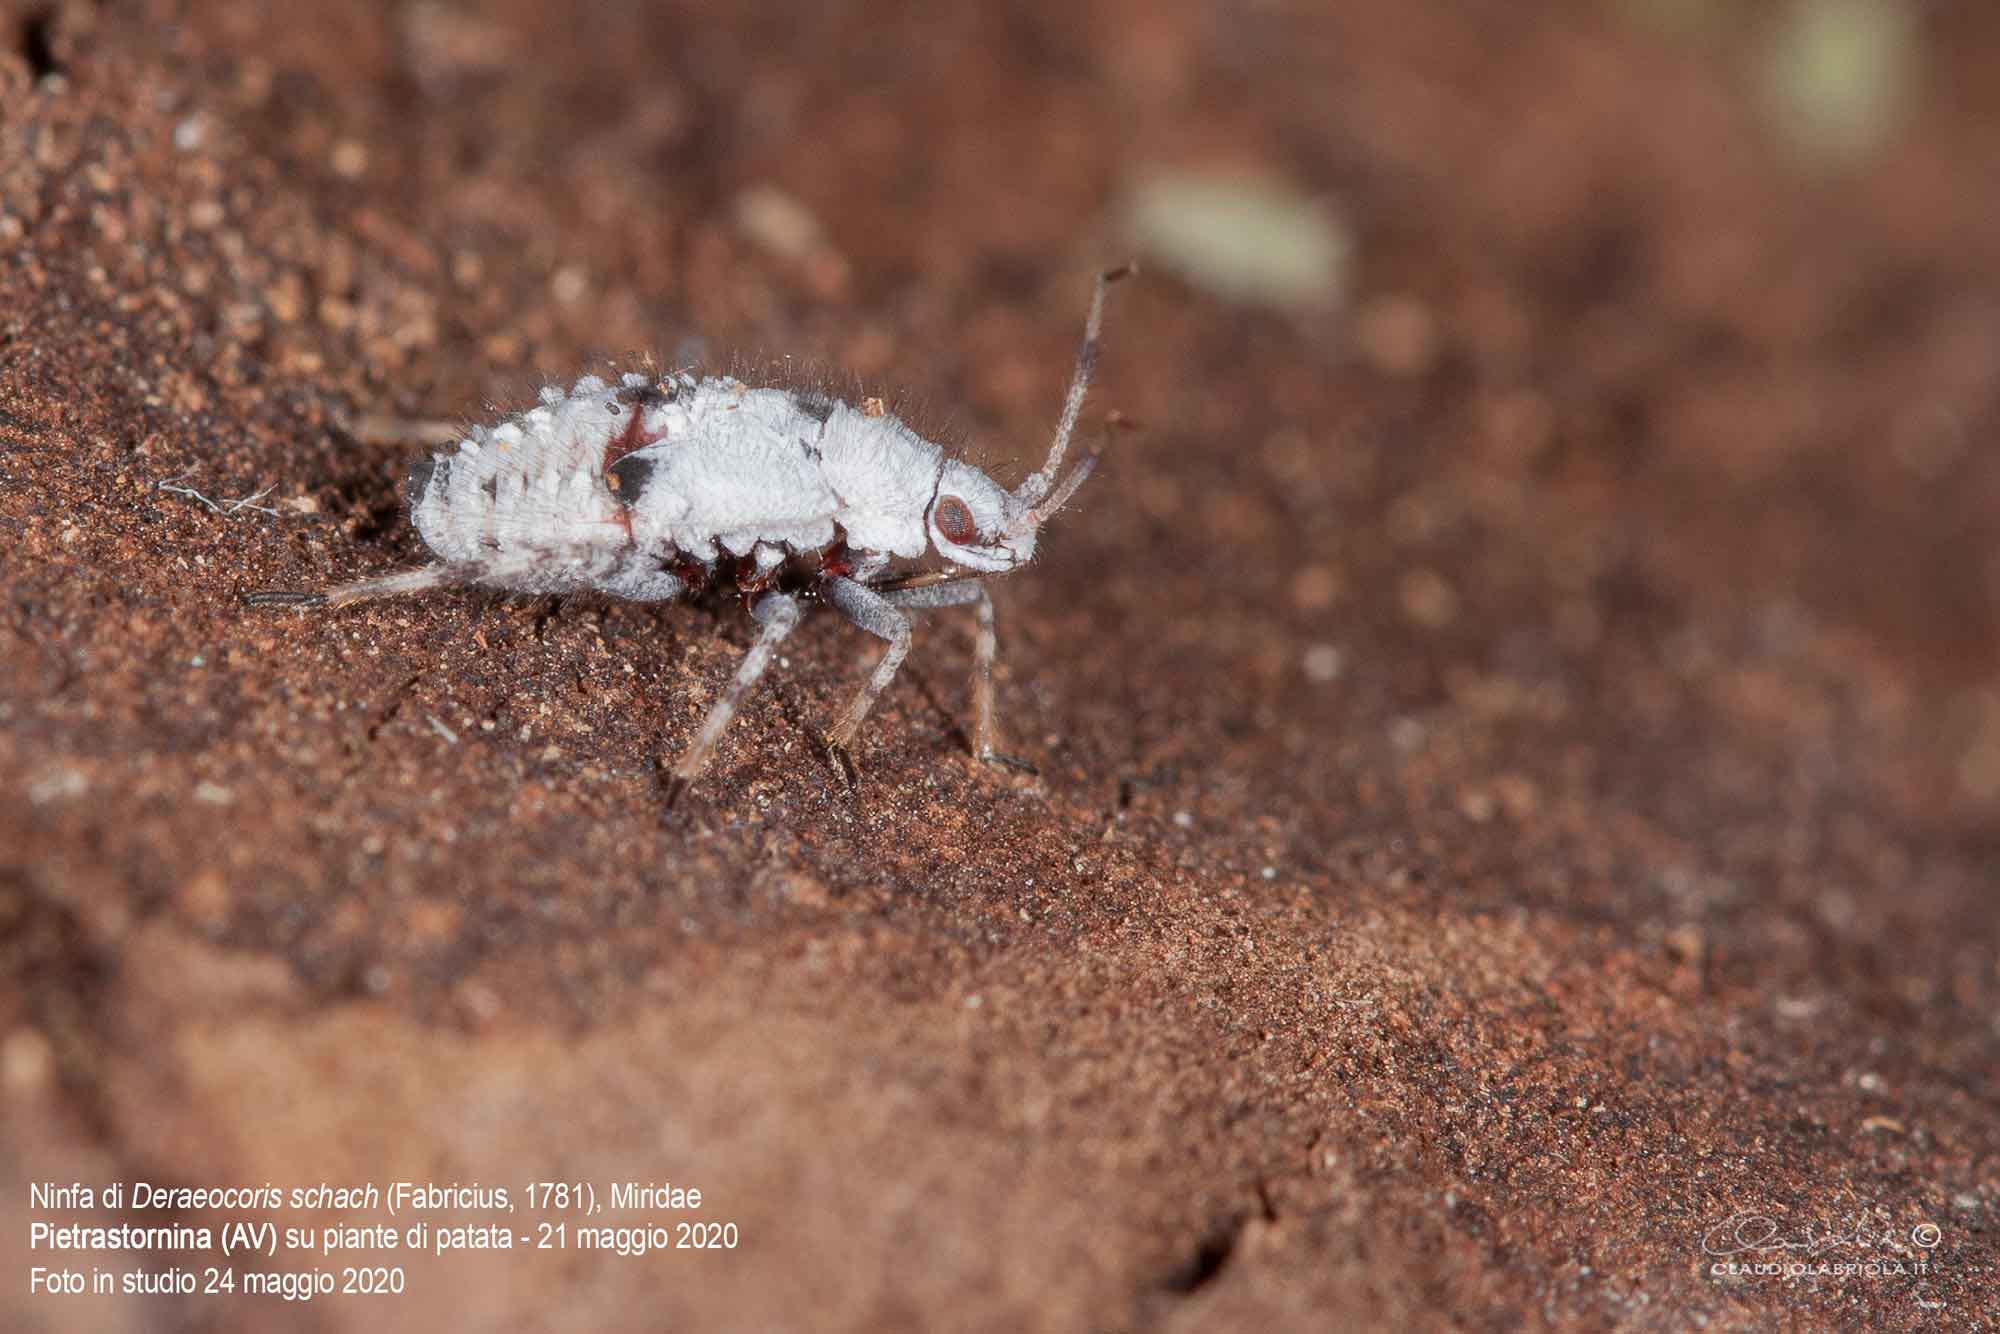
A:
[410,371,1037,600]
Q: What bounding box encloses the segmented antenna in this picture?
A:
[1014,266,1130,508]
[1008,410,1137,537]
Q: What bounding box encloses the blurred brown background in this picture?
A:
[3,0,1997,1328]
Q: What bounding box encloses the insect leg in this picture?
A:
[245,548,635,610]
[666,591,803,806]
[970,587,999,761]
[821,576,915,775]
[877,577,1023,767]
[244,560,498,608]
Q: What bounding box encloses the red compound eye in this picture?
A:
[933,495,978,546]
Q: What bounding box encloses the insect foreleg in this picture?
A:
[877,578,1006,763]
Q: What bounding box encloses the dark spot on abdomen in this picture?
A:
[617,382,678,409]
[403,456,443,512]
[607,451,657,501]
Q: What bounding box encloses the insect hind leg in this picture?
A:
[244,548,640,611]
[666,591,803,806]
[244,560,495,609]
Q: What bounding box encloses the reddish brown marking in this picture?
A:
[732,554,777,610]
[601,403,669,541]
[721,541,859,605]
[670,555,713,595]
[602,404,667,474]
[817,544,856,582]
[933,495,977,546]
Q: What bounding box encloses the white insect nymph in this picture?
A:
[250,269,1127,803]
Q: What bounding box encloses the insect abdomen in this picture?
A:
[405,380,637,581]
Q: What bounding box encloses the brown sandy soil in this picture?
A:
[3,1,1998,1328]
